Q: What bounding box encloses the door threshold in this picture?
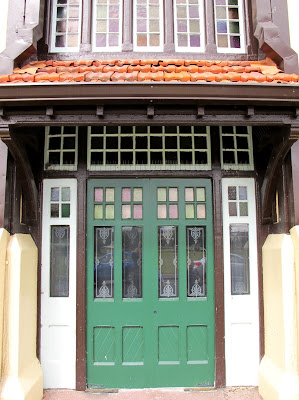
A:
[86,388,119,393]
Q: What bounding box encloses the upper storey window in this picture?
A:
[49,0,246,54]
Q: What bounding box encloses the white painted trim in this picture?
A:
[214,0,246,54]
[41,179,77,389]
[173,0,205,53]
[92,0,123,52]
[50,0,82,53]
[222,178,260,386]
[133,0,164,52]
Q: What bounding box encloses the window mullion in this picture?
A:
[164,0,174,51]
[81,0,92,51]
[205,0,217,53]
[123,0,133,50]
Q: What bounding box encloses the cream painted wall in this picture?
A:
[0,0,8,53]
[287,0,299,67]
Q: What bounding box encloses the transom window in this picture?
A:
[50,0,246,53]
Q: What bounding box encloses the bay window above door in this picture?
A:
[49,0,248,55]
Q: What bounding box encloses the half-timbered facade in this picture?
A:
[0,0,299,394]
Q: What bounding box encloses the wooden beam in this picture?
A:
[0,140,8,228]
[1,128,38,225]
[261,126,299,224]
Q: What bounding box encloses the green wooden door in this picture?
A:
[86,178,215,389]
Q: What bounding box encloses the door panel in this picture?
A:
[87,178,214,389]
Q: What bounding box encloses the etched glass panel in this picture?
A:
[158,226,178,298]
[187,226,206,297]
[230,224,250,295]
[51,187,60,201]
[122,227,142,298]
[50,225,70,297]
[94,227,114,298]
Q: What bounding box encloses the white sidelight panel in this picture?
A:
[41,179,77,389]
[222,178,259,386]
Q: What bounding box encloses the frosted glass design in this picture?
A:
[230,224,250,295]
[158,226,178,298]
[187,226,206,297]
[94,227,114,298]
[50,226,70,297]
[122,227,143,298]
[94,188,103,202]
[51,187,60,201]
[62,187,70,201]
[50,186,71,218]
[228,185,249,217]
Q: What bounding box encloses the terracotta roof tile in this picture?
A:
[1,58,299,85]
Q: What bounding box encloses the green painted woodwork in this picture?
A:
[87,178,215,389]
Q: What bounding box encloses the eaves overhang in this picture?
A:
[1,81,299,107]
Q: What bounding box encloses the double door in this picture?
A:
[86,178,215,388]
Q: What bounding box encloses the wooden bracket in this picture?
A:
[197,106,205,118]
[0,125,10,138]
[96,105,104,118]
[261,126,299,224]
[46,106,55,118]
[1,129,38,225]
[147,105,154,118]
[247,106,254,118]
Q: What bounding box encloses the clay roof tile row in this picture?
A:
[1,58,299,85]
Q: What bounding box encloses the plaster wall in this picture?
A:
[0,0,8,54]
[259,233,299,400]
[0,234,43,400]
[287,0,299,68]
[0,229,9,379]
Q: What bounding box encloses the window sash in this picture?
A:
[173,0,205,52]
[92,0,123,51]
[50,0,82,53]
[133,0,164,51]
[214,0,246,54]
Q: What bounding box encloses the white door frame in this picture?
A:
[222,177,260,386]
[41,179,77,389]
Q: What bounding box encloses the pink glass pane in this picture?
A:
[189,6,199,18]
[190,35,201,47]
[134,205,143,219]
[122,188,131,202]
[109,20,119,33]
[185,188,194,202]
[109,5,119,18]
[169,204,178,219]
[158,204,167,219]
[122,205,131,219]
[94,188,103,202]
[96,34,107,47]
[169,188,178,202]
[137,6,147,18]
[109,34,119,46]
[178,20,188,33]
[197,204,206,219]
[137,20,147,32]
[178,34,188,46]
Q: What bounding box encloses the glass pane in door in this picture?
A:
[186,226,206,297]
[122,226,143,298]
[158,226,178,298]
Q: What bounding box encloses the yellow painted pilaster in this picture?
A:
[259,234,299,400]
[0,229,9,379]
[291,226,299,375]
[0,234,43,400]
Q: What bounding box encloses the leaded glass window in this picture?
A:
[174,0,205,51]
[214,0,245,53]
[50,0,82,52]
